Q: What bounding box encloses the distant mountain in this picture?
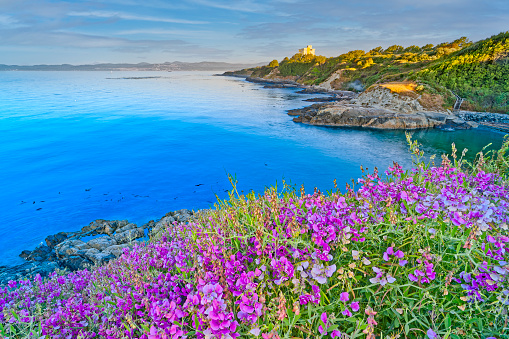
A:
[0,61,267,72]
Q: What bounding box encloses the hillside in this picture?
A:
[230,32,509,113]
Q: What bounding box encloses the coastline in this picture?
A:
[225,74,509,132]
[0,209,196,285]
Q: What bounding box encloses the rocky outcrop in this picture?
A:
[289,102,477,130]
[286,84,478,130]
[353,85,426,113]
[0,209,196,285]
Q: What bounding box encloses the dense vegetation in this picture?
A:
[2,136,509,338]
[240,32,509,113]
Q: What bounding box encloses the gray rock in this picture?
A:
[19,250,32,260]
[45,232,69,248]
[60,256,92,271]
[26,245,54,262]
[116,223,137,233]
[87,237,117,251]
[104,243,136,257]
[55,239,88,257]
[289,102,473,130]
[113,227,144,244]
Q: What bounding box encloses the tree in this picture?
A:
[268,59,279,68]
[385,45,404,54]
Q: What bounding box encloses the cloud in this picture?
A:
[0,14,21,27]
[67,10,208,25]
[189,0,271,13]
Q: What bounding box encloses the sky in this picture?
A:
[0,0,508,65]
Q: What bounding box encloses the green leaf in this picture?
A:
[445,314,451,328]
[456,241,463,254]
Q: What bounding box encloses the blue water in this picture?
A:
[0,71,505,265]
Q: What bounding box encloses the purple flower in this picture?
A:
[399,260,408,266]
[342,307,352,317]
[340,292,349,302]
[350,301,360,312]
[394,250,405,259]
[318,312,328,335]
[427,328,438,339]
[408,274,418,282]
[331,329,341,338]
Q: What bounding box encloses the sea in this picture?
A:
[0,71,505,265]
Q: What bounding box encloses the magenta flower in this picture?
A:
[339,292,349,302]
[331,329,341,338]
[318,312,328,335]
[350,301,360,312]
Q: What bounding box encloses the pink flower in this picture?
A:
[340,292,349,302]
[331,329,341,338]
[342,307,352,317]
[318,312,328,335]
[350,301,360,312]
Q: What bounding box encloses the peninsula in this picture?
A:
[225,31,509,131]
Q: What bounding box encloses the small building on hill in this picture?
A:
[299,45,315,56]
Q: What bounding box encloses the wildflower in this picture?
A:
[427,328,439,339]
[339,292,349,302]
[318,312,328,335]
[350,301,360,312]
[310,263,336,284]
[331,329,341,338]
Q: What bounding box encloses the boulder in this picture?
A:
[80,219,129,236]
[19,250,32,260]
[60,256,92,271]
[55,239,88,257]
[104,243,136,257]
[25,245,54,262]
[87,237,117,251]
[45,232,69,248]
[113,227,145,244]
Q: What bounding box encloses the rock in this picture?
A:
[353,85,426,113]
[45,232,69,248]
[173,209,193,223]
[288,102,473,130]
[104,243,136,257]
[80,219,129,236]
[116,223,137,233]
[89,252,116,266]
[26,245,54,262]
[60,256,91,271]
[55,239,88,257]
[150,215,176,238]
[113,227,145,244]
[87,237,117,251]
[19,250,32,260]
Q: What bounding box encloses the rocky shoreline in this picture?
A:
[0,209,195,285]
[227,75,509,131]
[287,102,477,130]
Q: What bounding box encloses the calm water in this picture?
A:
[0,71,505,265]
